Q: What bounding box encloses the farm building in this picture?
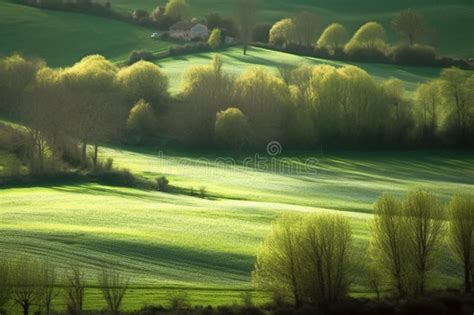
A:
[169,21,210,41]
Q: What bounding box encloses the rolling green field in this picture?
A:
[1,147,473,309]
[110,0,474,57]
[158,46,441,94]
[0,0,171,66]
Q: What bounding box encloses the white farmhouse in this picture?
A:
[169,21,210,41]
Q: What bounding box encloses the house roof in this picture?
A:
[170,21,197,31]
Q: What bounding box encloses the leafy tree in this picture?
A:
[447,194,474,293]
[253,213,354,307]
[0,54,44,116]
[21,67,67,173]
[62,55,120,166]
[205,13,237,37]
[290,11,320,47]
[116,60,169,111]
[414,81,441,142]
[253,23,271,43]
[126,99,157,142]
[269,18,293,45]
[371,194,408,297]
[253,214,303,306]
[215,107,250,150]
[179,55,234,145]
[345,22,388,57]
[371,190,445,298]
[439,67,474,144]
[164,0,189,20]
[317,23,348,53]
[234,0,256,55]
[403,189,445,297]
[208,28,222,49]
[234,67,290,147]
[392,9,426,45]
[301,214,353,306]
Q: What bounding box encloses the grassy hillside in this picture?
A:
[157,46,441,94]
[111,0,474,57]
[1,148,472,308]
[0,0,170,66]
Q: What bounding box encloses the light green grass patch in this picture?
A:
[157,47,441,94]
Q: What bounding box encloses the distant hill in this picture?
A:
[0,0,170,66]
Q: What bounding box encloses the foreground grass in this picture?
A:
[111,0,474,57]
[158,46,441,94]
[0,0,170,66]
[0,148,472,309]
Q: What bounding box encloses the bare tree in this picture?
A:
[392,9,426,45]
[234,0,256,55]
[448,194,474,293]
[39,262,57,315]
[0,258,11,312]
[11,257,41,315]
[290,11,320,47]
[98,269,129,315]
[65,266,86,315]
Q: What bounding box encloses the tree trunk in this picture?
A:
[93,144,98,168]
[82,140,87,163]
[465,263,472,293]
[22,303,29,315]
[243,43,248,55]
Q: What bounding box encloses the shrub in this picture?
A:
[127,50,156,65]
[166,290,189,311]
[156,176,169,192]
[344,45,390,63]
[127,99,158,143]
[398,298,448,315]
[215,107,250,150]
[199,186,207,198]
[391,44,436,66]
[95,168,136,187]
[117,61,169,110]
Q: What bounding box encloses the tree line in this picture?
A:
[0,258,128,315]
[0,53,473,177]
[262,9,472,69]
[253,190,474,309]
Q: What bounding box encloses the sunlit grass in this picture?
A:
[1,147,472,308]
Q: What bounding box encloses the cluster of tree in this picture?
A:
[166,56,473,149]
[0,54,168,175]
[253,190,474,309]
[264,9,471,68]
[0,258,128,315]
[18,0,188,31]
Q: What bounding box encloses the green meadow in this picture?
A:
[0,0,171,66]
[1,147,473,308]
